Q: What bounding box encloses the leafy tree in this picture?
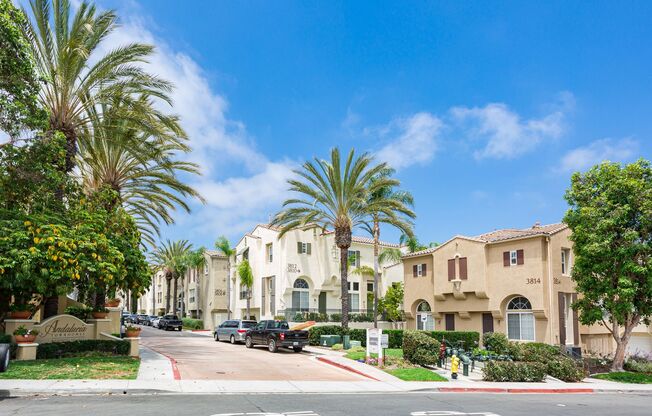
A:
[0,0,46,137]
[378,282,404,322]
[237,259,253,319]
[150,240,193,314]
[564,159,652,371]
[271,148,394,329]
[214,236,235,319]
[361,167,414,328]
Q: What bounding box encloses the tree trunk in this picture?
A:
[173,276,178,315]
[373,219,380,329]
[336,226,352,330]
[246,290,251,320]
[611,317,640,371]
[165,277,172,313]
[226,260,231,319]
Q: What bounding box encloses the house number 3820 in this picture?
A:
[526,278,541,284]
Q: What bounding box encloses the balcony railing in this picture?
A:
[277,308,379,323]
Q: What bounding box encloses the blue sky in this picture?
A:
[97,0,651,248]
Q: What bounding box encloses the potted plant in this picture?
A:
[8,303,34,319]
[91,306,109,319]
[125,324,141,338]
[13,326,39,343]
[105,298,121,307]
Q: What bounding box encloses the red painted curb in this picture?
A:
[316,357,380,381]
[145,346,182,380]
[438,387,595,394]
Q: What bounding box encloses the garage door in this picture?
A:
[627,334,652,356]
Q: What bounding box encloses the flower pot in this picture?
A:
[15,334,37,343]
[9,310,31,319]
[92,312,108,319]
[105,299,121,307]
[125,329,141,338]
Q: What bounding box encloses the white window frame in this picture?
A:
[416,264,424,277]
[506,311,535,341]
[561,249,571,275]
[510,250,518,266]
[266,243,273,263]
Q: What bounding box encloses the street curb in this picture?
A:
[143,345,181,380]
[438,387,595,394]
[316,357,380,381]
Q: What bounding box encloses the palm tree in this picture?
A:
[271,148,396,329]
[150,240,193,314]
[237,260,254,319]
[23,0,173,173]
[214,236,235,319]
[183,247,206,317]
[79,97,203,246]
[378,248,403,265]
[361,168,415,328]
[400,234,438,253]
[23,0,174,317]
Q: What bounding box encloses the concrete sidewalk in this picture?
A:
[136,346,175,381]
[2,378,652,396]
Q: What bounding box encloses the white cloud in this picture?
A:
[97,18,295,243]
[451,94,571,159]
[374,112,443,170]
[557,138,639,173]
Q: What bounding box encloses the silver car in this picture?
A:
[214,320,257,344]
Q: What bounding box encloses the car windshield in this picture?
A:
[270,321,289,329]
[242,321,256,328]
[166,315,178,320]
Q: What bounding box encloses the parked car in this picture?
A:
[135,314,149,325]
[244,320,309,353]
[151,317,161,328]
[158,314,183,331]
[214,319,256,344]
[123,314,136,324]
[146,315,158,326]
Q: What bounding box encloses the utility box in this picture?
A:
[320,335,342,347]
[343,335,351,350]
[350,340,362,348]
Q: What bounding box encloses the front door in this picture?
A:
[318,291,327,314]
[482,313,494,334]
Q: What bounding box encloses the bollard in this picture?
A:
[459,353,471,377]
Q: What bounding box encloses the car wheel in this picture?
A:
[293,347,303,353]
[230,335,236,344]
[245,336,253,348]
[0,344,9,373]
[214,332,220,342]
[268,338,278,353]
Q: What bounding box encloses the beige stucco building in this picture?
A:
[402,222,652,356]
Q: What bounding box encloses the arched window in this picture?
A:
[506,296,534,341]
[292,278,310,311]
[416,301,434,330]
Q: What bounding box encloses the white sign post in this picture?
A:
[366,328,384,366]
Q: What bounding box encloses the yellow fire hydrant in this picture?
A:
[451,354,460,379]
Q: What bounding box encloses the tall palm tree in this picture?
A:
[362,168,415,328]
[182,247,205,318]
[214,236,235,319]
[399,234,438,253]
[23,0,174,317]
[150,240,192,315]
[237,260,253,319]
[79,97,203,246]
[271,148,396,329]
[378,248,403,265]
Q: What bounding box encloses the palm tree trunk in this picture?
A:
[173,276,179,315]
[373,219,380,329]
[340,246,350,329]
[165,277,172,313]
[226,260,231,319]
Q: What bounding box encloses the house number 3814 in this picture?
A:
[526,278,541,284]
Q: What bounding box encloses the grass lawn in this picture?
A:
[593,371,652,384]
[0,355,140,380]
[385,367,448,382]
[345,348,403,361]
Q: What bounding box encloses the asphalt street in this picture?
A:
[0,393,650,416]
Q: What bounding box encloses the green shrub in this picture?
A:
[519,342,563,361]
[506,341,524,360]
[348,329,366,346]
[500,342,584,382]
[37,340,130,359]
[625,358,652,374]
[483,332,509,354]
[64,305,92,321]
[308,325,347,345]
[332,343,343,351]
[384,329,404,348]
[0,334,11,344]
[182,318,204,330]
[483,361,547,382]
[329,313,341,322]
[349,345,365,353]
[403,330,441,366]
[546,357,586,382]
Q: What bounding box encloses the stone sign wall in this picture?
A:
[32,314,93,343]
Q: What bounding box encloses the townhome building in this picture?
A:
[402,222,652,356]
[231,224,403,322]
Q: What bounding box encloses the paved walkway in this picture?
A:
[137,346,175,381]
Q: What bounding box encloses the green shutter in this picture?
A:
[307,243,312,254]
[297,242,302,253]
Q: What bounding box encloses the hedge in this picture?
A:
[482,332,509,354]
[492,342,585,382]
[483,361,547,382]
[37,340,130,359]
[182,318,204,330]
[403,330,441,366]
[307,326,478,350]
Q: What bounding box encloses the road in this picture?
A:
[137,325,361,381]
[0,393,650,416]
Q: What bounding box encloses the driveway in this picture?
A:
[137,325,362,381]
